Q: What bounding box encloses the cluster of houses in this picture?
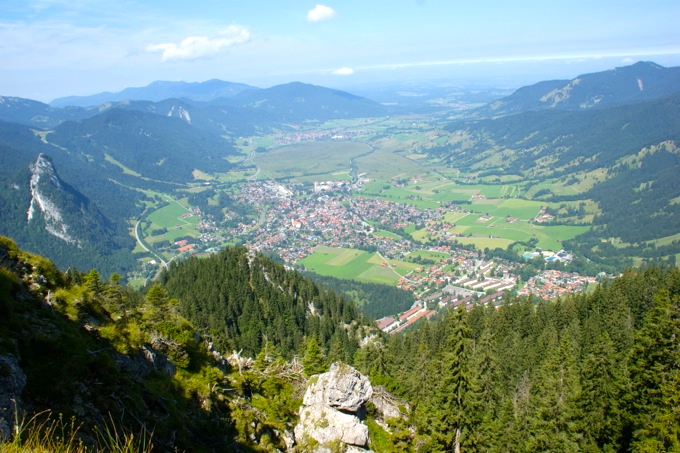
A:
[376,305,437,335]
[174,239,195,254]
[376,287,508,334]
[275,128,365,145]
[518,269,597,299]
[534,208,555,223]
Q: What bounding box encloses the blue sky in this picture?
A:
[2,0,680,102]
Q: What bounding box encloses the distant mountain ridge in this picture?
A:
[0,96,93,128]
[50,79,259,107]
[226,81,389,121]
[436,70,680,266]
[3,81,389,136]
[481,61,680,116]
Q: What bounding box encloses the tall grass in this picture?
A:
[0,409,153,453]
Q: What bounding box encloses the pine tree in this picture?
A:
[464,327,500,452]
[83,268,102,297]
[525,324,581,453]
[302,337,326,377]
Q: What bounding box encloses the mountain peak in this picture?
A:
[621,61,664,70]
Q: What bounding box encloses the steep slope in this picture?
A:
[0,237,383,451]
[441,91,680,173]
[47,108,236,182]
[159,247,373,359]
[0,237,255,450]
[26,154,113,248]
[50,79,259,107]
[481,61,680,116]
[0,152,136,276]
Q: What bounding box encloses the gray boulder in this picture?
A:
[296,405,369,447]
[295,362,373,451]
[302,362,373,412]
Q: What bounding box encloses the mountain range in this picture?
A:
[50,79,258,107]
[479,61,680,116]
[0,61,678,274]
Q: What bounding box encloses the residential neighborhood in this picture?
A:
[167,179,605,332]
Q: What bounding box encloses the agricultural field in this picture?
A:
[297,245,419,285]
[253,141,371,180]
[373,230,403,240]
[142,197,200,244]
[405,249,451,263]
[413,209,589,251]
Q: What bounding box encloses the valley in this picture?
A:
[2,62,678,332]
[124,113,613,322]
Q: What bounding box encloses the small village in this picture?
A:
[171,179,606,333]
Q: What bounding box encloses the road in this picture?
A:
[135,219,168,269]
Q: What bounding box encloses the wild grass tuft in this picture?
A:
[0,409,153,453]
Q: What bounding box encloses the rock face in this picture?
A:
[295,362,373,451]
[0,354,26,438]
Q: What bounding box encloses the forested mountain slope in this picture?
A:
[480,61,680,116]
[0,237,239,450]
[358,265,680,452]
[0,127,138,276]
[48,108,236,182]
[0,237,378,451]
[0,235,677,451]
[435,91,680,266]
[159,247,374,359]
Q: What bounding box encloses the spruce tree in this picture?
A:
[578,333,626,452]
[302,337,326,377]
[628,288,680,451]
[419,308,471,453]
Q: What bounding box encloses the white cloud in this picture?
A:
[146,25,251,61]
[332,67,354,75]
[307,4,336,22]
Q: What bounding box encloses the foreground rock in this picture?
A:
[294,362,373,452]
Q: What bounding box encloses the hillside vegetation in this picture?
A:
[1,236,678,451]
[0,236,377,451]
[358,265,680,452]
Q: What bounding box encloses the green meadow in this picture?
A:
[405,250,451,262]
[254,141,371,180]
[143,198,200,243]
[298,245,419,284]
[423,213,588,251]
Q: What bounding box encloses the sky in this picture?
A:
[2,0,680,102]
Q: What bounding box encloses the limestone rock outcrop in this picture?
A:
[294,362,373,451]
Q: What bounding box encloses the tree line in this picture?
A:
[354,265,680,452]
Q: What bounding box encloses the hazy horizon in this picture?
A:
[3,0,679,102]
